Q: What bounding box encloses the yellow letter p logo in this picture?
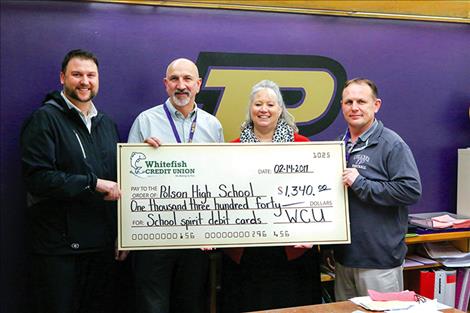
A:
[196,52,347,140]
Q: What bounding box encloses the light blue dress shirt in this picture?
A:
[128,99,224,143]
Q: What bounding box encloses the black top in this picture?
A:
[20,91,120,254]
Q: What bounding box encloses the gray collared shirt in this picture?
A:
[346,119,379,155]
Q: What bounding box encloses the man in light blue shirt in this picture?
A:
[128,58,223,313]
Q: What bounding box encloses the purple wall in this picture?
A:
[1,1,469,311]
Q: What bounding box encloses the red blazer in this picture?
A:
[225,132,310,264]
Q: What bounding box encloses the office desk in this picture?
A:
[248,300,466,313]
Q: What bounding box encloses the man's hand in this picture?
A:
[342,168,360,187]
[144,137,162,148]
[96,179,121,200]
[114,238,130,261]
[322,249,336,271]
[115,249,130,261]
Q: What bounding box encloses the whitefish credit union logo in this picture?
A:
[129,152,196,177]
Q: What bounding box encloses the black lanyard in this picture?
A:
[343,129,353,162]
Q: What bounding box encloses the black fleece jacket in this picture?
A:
[21,91,119,254]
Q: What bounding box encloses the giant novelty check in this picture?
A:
[118,142,349,250]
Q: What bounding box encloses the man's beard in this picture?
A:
[64,86,96,103]
[171,91,191,107]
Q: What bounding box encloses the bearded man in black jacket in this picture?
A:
[20,49,127,313]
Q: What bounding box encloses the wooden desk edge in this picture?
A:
[247,300,466,313]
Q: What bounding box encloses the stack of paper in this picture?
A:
[405,254,439,268]
[349,296,447,312]
[409,212,470,232]
[431,214,470,229]
[421,241,470,267]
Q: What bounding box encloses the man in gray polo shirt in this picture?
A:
[333,78,421,300]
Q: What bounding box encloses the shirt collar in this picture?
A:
[165,98,197,119]
[357,119,378,143]
[61,91,98,118]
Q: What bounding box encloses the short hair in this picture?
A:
[343,78,379,99]
[242,80,298,132]
[61,49,99,73]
